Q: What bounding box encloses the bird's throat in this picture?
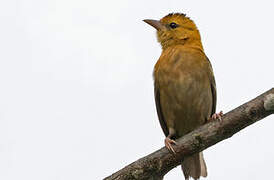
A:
[161,38,204,52]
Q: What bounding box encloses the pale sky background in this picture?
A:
[0,0,274,180]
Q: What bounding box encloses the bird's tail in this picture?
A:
[181,152,207,180]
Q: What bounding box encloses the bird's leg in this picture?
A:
[165,128,177,154]
[210,111,223,121]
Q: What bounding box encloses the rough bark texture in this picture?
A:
[104,88,274,180]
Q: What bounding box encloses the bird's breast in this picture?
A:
[153,46,213,136]
[154,47,207,86]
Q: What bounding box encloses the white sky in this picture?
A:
[0,0,273,180]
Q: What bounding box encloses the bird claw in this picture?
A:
[211,111,223,121]
[165,137,177,154]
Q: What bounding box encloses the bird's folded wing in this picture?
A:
[154,83,169,137]
[206,57,217,116]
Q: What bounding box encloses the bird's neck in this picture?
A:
[161,38,204,52]
[184,38,204,52]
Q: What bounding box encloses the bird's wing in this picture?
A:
[154,82,169,137]
[206,57,217,116]
[210,77,217,116]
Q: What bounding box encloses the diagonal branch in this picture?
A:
[104,88,274,180]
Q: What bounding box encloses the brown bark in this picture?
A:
[104,88,274,180]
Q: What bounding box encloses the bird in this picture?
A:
[143,13,222,180]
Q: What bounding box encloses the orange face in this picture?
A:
[144,13,202,49]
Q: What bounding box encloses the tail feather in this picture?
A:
[199,152,207,177]
[181,152,207,180]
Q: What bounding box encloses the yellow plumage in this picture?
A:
[144,13,218,180]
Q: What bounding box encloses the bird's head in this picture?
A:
[144,13,203,50]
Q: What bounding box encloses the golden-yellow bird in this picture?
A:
[144,13,222,180]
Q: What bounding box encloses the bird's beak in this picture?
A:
[143,19,165,31]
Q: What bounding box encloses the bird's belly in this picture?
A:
[159,74,212,137]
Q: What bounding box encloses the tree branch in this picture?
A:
[104,88,274,180]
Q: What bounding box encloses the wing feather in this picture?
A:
[206,57,217,116]
[154,83,169,137]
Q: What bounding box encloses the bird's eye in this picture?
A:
[169,22,178,29]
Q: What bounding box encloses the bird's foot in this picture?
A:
[164,137,177,154]
[211,111,223,121]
